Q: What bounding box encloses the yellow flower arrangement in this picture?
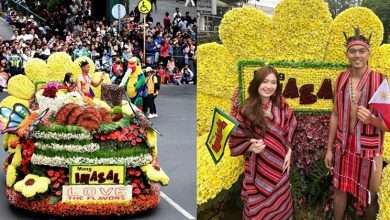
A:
[146,128,157,148]
[71,57,96,79]
[383,133,390,164]
[324,7,384,63]
[197,133,244,205]
[89,71,110,99]
[6,134,19,151]
[24,58,49,83]
[11,145,22,167]
[46,52,73,81]
[6,165,17,187]
[370,44,390,77]
[0,96,30,109]
[2,133,9,149]
[378,165,390,220]
[197,93,231,137]
[13,174,51,198]
[271,0,332,61]
[219,6,272,60]
[92,97,112,111]
[140,164,169,186]
[7,75,35,100]
[197,43,237,99]
[121,100,135,116]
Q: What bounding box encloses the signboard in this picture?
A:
[138,0,152,14]
[69,165,125,185]
[112,4,126,19]
[197,0,217,15]
[62,185,133,202]
[205,108,238,164]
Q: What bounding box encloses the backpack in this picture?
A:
[154,73,161,89]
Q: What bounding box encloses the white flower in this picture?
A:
[35,142,99,153]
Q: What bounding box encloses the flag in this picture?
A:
[205,108,238,164]
[369,78,390,129]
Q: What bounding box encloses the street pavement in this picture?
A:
[0,16,13,40]
[0,84,196,220]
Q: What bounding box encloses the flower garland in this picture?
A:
[30,153,153,168]
[31,130,92,141]
[35,142,100,153]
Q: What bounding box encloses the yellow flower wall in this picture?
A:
[219,7,272,61]
[271,0,332,61]
[197,0,390,212]
[324,7,384,63]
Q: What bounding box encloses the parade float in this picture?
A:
[1,53,169,216]
[197,0,390,219]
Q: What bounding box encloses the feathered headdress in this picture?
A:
[343,27,371,50]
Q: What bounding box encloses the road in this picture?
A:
[0,84,197,220]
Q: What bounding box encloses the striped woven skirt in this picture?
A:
[241,170,293,220]
[333,135,374,213]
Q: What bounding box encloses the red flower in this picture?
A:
[131,140,137,146]
[55,190,62,196]
[131,183,138,188]
[133,188,141,195]
[135,170,141,177]
[54,172,60,178]
[53,182,60,189]
[136,137,142,142]
[47,170,54,177]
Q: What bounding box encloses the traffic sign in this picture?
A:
[138,0,152,14]
[112,4,126,20]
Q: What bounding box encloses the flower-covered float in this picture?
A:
[1,53,169,216]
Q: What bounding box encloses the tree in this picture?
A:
[325,0,359,18]
[362,0,390,43]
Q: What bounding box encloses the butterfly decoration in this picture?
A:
[0,103,49,138]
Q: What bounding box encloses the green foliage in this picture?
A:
[113,106,122,114]
[34,146,149,159]
[98,140,147,150]
[96,115,132,134]
[307,162,332,206]
[325,0,360,18]
[362,0,390,43]
[290,166,306,204]
[35,138,92,146]
[35,123,90,134]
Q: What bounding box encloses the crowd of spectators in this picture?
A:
[0,0,197,91]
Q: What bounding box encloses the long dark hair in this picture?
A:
[63,72,73,84]
[241,66,282,136]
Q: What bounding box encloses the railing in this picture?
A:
[8,0,46,22]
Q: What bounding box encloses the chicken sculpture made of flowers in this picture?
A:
[197,0,390,219]
[1,53,169,216]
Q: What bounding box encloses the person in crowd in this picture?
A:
[143,67,159,118]
[229,66,297,219]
